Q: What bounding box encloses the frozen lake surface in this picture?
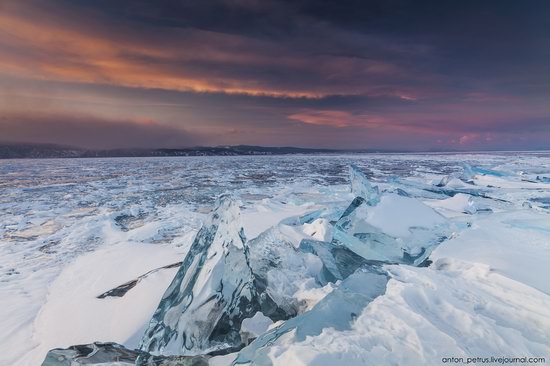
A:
[1,153,549,365]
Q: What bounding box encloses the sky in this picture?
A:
[0,0,549,151]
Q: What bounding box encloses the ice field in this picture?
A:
[1,153,549,365]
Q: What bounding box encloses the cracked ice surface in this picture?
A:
[1,153,550,365]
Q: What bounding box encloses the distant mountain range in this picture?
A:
[0,143,351,159]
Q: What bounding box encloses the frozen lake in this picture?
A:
[1,153,549,365]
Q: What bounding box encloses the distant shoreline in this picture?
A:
[1,143,549,160]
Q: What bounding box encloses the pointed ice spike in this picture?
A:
[349,164,380,205]
[140,194,259,356]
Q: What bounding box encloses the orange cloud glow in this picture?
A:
[288,109,388,128]
[0,10,338,98]
[0,2,428,99]
[0,11,319,98]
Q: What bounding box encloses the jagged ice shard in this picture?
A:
[333,193,449,265]
[298,239,370,282]
[140,194,258,356]
[349,164,380,205]
[247,226,324,318]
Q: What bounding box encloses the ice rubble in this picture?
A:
[40,164,457,364]
[37,158,550,366]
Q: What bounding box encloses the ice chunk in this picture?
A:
[299,239,370,282]
[333,193,449,265]
[248,226,324,318]
[349,164,380,205]
[437,175,473,189]
[232,269,388,366]
[437,174,454,187]
[41,342,208,365]
[430,193,477,214]
[529,197,550,210]
[140,194,259,356]
[463,163,508,180]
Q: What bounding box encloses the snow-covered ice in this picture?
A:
[0,153,549,365]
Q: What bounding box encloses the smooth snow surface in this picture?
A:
[18,243,185,365]
[431,211,550,294]
[1,153,549,365]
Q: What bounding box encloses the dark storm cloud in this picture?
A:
[0,0,548,150]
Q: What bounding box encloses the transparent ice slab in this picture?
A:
[232,269,388,366]
[248,226,324,319]
[140,194,259,356]
[332,194,449,265]
[299,239,370,282]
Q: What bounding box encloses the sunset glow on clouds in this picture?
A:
[0,0,549,150]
